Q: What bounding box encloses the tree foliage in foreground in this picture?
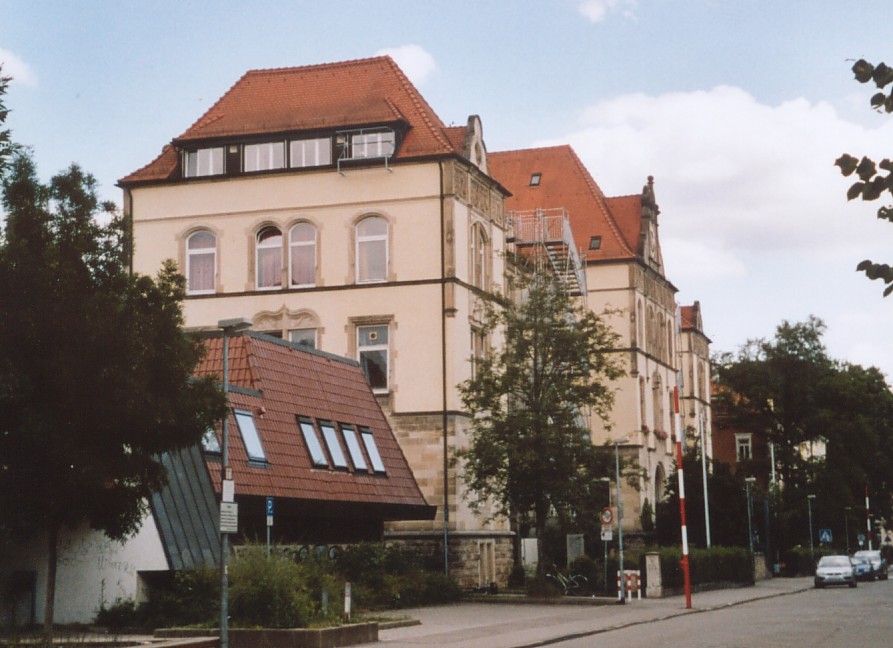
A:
[835,58,893,295]
[456,273,624,570]
[0,150,225,633]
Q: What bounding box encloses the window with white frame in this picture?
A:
[350,131,395,159]
[256,226,283,289]
[319,421,348,469]
[736,433,753,462]
[298,417,328,467]
[360,427,386,473]
[289,328,317,349]
[243,141,285,172]
[470,223,489,290]
[289,222,316,287]
[356,216,388,283]
[186,230,216,294]
[290,137,332,168]
[184,147,224,177]
[234,409,266,462]
[358,324,389,392]
[340,424,368,471]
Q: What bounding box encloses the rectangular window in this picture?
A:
[299,417,328,467]
[340,424,367,471]
[244,142,285,172]
[290,137,332,167]
[736,434,752,462]
[289,328,317,349]
[234,410,266,462]
[351,131,395,159]
[185,147,224,177]
[358,324,389,392]
[360,427,386,473]
[319,421,348,469]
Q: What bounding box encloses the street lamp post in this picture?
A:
[807,494,816,564]
[598,477,611,592]
[613,437,629,604]
[745,477,756,565]
[844,506,852,555]
[218,318,252,648]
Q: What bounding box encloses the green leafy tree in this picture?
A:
[0,150,225,637]
[655,449,751,549]
[713,317,893,552]
[456,273,624,572]
[835,58,893,295]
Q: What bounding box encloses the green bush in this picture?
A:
[229,545,316,628]
[94,599,139,630]
[336,542,460,610]
[649,546,752,589]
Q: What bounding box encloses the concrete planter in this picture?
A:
[155,623,378,648]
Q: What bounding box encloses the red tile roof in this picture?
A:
[120,56,459,185]
[196,332,433,520]
[488,145,640,263]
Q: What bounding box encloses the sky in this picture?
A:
[3,0,893,377]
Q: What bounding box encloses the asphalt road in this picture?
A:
[554,577,893,647]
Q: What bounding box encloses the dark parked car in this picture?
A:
[814,555,857,588]
[851,554,873,581]
[853,549,888,580]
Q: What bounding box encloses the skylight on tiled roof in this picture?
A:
[530,173,542,187]
[589,236,602,250]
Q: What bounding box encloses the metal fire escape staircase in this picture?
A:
[507,208,587,298]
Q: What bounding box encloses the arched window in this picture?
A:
[256,226,283,289]
[356,216,388,283]
[186,230,216,294]
[470,223,489,290]
[289,222,316,287]
[652,373,664,432]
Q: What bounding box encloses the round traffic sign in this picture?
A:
[599,507,613,525]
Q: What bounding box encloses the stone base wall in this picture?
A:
[385,530,515,590]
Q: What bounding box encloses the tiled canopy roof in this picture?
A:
[196,332,433,519]
[120,56,459,184]
[488,145,640,263]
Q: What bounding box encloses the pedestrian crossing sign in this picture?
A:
[819,528,832,544]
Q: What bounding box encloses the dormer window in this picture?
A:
[184,147,224,177]
[350,130,396,159]
[244,142,285,172]
[290,137,332,168]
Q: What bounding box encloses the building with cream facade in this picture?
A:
[121,56,711,581]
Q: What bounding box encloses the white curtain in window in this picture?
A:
[257,227,282,288]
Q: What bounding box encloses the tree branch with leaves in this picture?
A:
[456,272,624,571]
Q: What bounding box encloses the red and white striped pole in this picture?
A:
[866,484,873,551]
[674,386,692,609]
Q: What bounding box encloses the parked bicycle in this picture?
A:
[546,565,590,596]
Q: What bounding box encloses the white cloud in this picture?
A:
[376,44,437,85]
[0,49,37,87]
[540,85,893,267]
[539,85,893,373]
[578,0,637,23]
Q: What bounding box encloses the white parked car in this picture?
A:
[814,555,857,588]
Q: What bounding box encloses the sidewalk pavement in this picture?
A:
[361,577,813,648]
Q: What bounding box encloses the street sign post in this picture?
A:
[220,502,238,534]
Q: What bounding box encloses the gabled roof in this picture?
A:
[488,145,638,263]
[120,56,459,185]
[681,301,710,341]
[195,332,433,519]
